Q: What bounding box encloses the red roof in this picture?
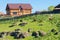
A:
[6,4,32,10]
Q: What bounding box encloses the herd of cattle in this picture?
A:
[0,28,59,39]
[0,19,59,39]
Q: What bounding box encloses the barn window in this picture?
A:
[13,12,17,15]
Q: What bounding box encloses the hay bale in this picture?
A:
[38,30,46,36]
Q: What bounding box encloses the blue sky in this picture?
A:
[0,0,60,14]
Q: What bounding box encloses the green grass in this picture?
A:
[0,14,60,40]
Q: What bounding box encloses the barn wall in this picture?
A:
[7,9,32,16]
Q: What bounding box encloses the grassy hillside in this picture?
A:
[0,14,60,40]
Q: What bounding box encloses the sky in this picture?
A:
[0,0,60,14]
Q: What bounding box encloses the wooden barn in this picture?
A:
[6,4,32,16]
[53,4,60,12]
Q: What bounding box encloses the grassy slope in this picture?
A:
[0,14,60,40]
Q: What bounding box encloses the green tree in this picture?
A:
[48,6,55,11]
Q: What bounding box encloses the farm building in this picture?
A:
[53,4,60,12]
[6,4,32,16]
[0,12,5,16]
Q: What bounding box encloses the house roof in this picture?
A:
[55,4,60,8]
[6,3,32,10]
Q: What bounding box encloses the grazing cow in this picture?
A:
[9,25,15,27]
[1,32,5,35]
[15,29,20,32]
[20,20,23,22]
[38,31,46,36]
[10,31,20,39]
[6,32,10,36]
[32,31,38,38]
[18,33,25,38]
[0,34,3,38]
[10,31,20,36]
[54,32,58,35]
[39,24,43,26]
[24,32,29,37]
[32,19,36,22]
[19,22,27,26]
[51,29,56,32]
[49,17,53,20]
[0,32,6,38]
[28,28,31,32]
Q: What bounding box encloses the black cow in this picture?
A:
[32,31,38,38]
[19,22,27,26]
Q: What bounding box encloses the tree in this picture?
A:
[48,6,55,19]
[48,6,55,17]
[48,6,55,11]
